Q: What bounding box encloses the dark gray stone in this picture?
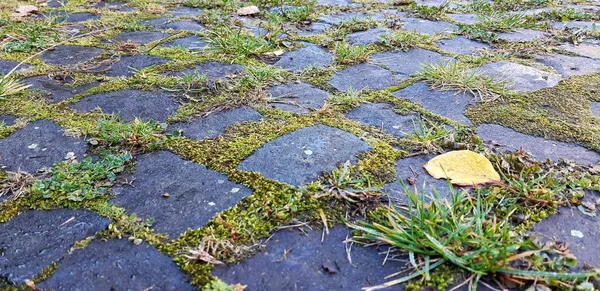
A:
[52,11,100,23]
[472,61,562,92]
[477,123,600,165]
[0,209,110,284]
[47,0,67,8]
[112,151,252,237]
[383,155,460,202]
[168,6,203,17]
[169,107,262,140]
[559,43,600,59]
[437,36,490,55]
[238,125,372,186]
[40,45,104,65]
[553,21,600,31]
[296,22,331,36]
[536,53,600,77]
[497,29,548,43]
[142,17,169,27]
[268,83,329,114]
[71,89,178,122]
[533,205,600,270]
[38,239,194,290]
[592,102,600,117]
[447,13,480,25]
[213,226,406,290]
[346,28,389,45]
[104,55,171,77]
[176,61,243,84]
[163,35,207,50]
[345,103,417,138]
[111,31,171,45]
[370,48,455,77]
[393,82,473,125]
[329,64,400,92]
[274,44,333,72]
[0,115,16,127]
[414,0,458,7]
[319,12,384,26]
[156,20,204,32]
[401,18,458,35]
[0,120,87,173]
[0,60,31,75]
[24,76,99,103]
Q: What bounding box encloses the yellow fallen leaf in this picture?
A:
[423,150,501,186]
[237,5,260,16]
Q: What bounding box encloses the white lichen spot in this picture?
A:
[571,230,584,238]
[231,188,240,193]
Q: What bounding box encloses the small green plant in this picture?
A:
[184,0,235,9]
[411,4,448,21]
[380,30,434,51]
[416,62,509,102]
[401,117,453,153]
[0,74,31,100]
[477,12,526,32]
[328,88,366,108]
[163,72,208,93]
[240,66,283,89]
[205,26,274,58]
[348,184,598,291]
[338,17,379,33]
[1,20,59,52]
[334,42,369,65]
[271,5,313,23]
[96,117,167,147]
[315,161,381,203]
[31,153,132,202]
[458,25,498,43]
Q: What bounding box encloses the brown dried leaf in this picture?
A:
[13,5,38,17]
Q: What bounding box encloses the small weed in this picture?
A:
[163,72,208,93]
[0,171,36,201]
[416,62,509,102]
[184,0,235,9]
[31,153,132,202]
[315,161,381,203]
[401,117,454,153]
[380,30,434,51]
[339,17,379,33]
[0,74,31,100]
[334,42,369,65]
[458,25,498,43]
[272,5,313,23]
[349,184,597,291]
[411,4,448,21]
[96,117,167,148]
[328,88,366,108]
[1,20,60,52]
[477,12,526,32]
[240,66,283,89]
[205,26,274,59]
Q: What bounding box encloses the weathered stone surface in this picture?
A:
[268,83,329,114]
[213,226,406,290]
[0,115,16,126]
[53,11,100,23]
[414,0,458,7]
[168,6,203,17]
[24,76,99,103]
[142,17,169,26]
[71,89,178,122]
[533,205,600,269]
[0,120,87,173]
[163,35,207,50]
[176,61,243,84]
[38,239,194,290]
[592,102,600,117]
[346,28,389,45]
[0,209,110,284]
[447,13,480,25]
[169,107,262,139]
[536,54,600,77]
[437,36,490,55]
[328,64,400,92]
[111,31,171,45]
[559,42,600,59]
[383,155,459,202]
[274,44,333,72]
[0,60,31,75]
[156,20,204,32]
[319,12,384,25]
[497,29,548,42]
[370,48,454,77]
[238,125,372,186]
[401,18,458,34]
[40,45,104,65]
[553,21,600,31]
[393,82,473,125]
[112,151,252,237]
[104,54,171,77]
[316,0,353,6]
[477,123,600,165]
[47,0,67,8]
[296,22,331,36]
[345,103,417,138]
[472,61,562,92]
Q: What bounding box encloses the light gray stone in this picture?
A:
[274,44,333,72]
[497,29,548,43]
[437,36,490,55]
[345,103,417,138]
[169,107,262,140]
[346,28,389,45]
[472,61,562,92]
[401,18,458,35]
[536,53,600,77]
[268,83,329,114]
[370,48,455,76]
[328,64,400,92]
[559,43,600,59]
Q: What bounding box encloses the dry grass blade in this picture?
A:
[0,74,31,100]
[184,235,260,265]
[0,170,36,200]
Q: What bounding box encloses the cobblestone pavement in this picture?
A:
[1,0,599,290]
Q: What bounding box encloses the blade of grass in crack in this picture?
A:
[363,259,445,291]
[497,268,598,280]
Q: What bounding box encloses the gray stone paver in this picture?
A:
[238,125,372,186]
[40,45,104,65]
[559,42,600,59]
[437,36,490,55]
[536,53,600,77]
[401,18,458,35]
[103,54,172,77]
[274,44,333,72]
[169,106,263,139]
[268,83,329,114]
[472,61,562,92]
[345,103,417,138]
[328,63,401,92]
[497,29,548,43]
[370,48,455,77]
[0,209,110,284]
